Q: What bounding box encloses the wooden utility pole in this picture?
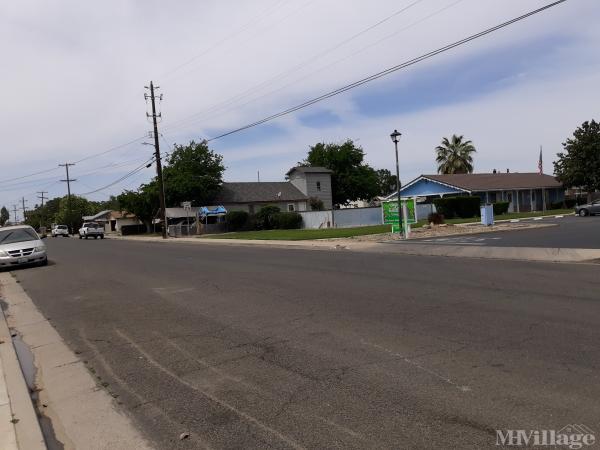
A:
[60,163,76,232]
[21,197,28,223]
[12,205,18,224]
[145,81,168,239]
[37,191,48,229]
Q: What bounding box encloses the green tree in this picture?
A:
[54,195,94,232]
[303,139,379,206]
[0,206,9,226]
[554,120,600,201]
[162,140,225,206]
[435,135,476,174]
[117,185,158,232]
[375,169,398,196]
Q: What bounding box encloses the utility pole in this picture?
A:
[37,191,48,229]
[12,205,18,224]
[60,163,76,233]
[21,197,28,223]
[145,81,168,239]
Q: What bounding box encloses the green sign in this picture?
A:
[382,199,416,228]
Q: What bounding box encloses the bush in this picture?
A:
[273,212,303,229]
[427,212,445,225]
[309,197,325,211]
[492,201,510,215]
[255,205,281,230]
[549,201,564,210]
[564,198,576,208]
[225,211,249,231]
[433,196,480,219]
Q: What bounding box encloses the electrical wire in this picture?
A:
[78,158,156,196]
[205,0,567,142]
[161,0,427,134]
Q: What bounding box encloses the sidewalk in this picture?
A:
[0,298,46,450]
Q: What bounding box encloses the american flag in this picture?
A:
[538,146,543,175]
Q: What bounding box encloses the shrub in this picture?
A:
[225,210,249,231]
[492,201,510,215]
[255,205,281,230]
[309,197,325,211]
[273,212,303,229]
[433,196,481,219]
[427,212,445,225]
[549,201,565,210]
[564,198,576,208]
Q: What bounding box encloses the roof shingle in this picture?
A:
[215,182,307,203]
[423,173,562,191]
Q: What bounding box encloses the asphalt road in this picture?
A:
[11,238,600,449]
[407,215,600,248]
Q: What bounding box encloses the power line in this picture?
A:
[78,158,154,196]
[205,0,567,142]
[161,0,427,134]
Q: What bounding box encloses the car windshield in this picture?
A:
[0,228,39,245]
[84,223,97,228]
[57,225,67,229]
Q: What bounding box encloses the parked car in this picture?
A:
[78,222,104,239]
[575,200,600,216]
[51,225,70,237]
[0,225,47,268]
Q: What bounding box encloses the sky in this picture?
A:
[1,0,599,216]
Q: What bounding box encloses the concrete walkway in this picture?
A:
[0,291,46,450]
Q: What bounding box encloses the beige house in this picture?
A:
[82,210,141,233]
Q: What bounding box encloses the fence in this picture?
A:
[298,207,382,229]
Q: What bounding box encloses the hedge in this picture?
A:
[433,196,481,219]
[255,205,281,230]
[492,201,509,215]
[273,212,303,229]
[225,211,249,231]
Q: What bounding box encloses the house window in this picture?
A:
[316,181,321,191]
[288,204,295,212]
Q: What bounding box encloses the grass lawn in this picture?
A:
[200,224,392,240]
[198,209,573,241]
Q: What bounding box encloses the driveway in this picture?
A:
[405,216,600,248]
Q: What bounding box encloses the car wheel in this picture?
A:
[79,235,82,239]
[85,235,88,239]
[579,209,589,217]
[100,235,104,239]
[39,258,48,267]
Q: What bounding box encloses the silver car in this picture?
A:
[0,225,48,268]
[575,200,600,216]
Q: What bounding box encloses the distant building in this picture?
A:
[82,210,141,233]
[212,166,333,213]
[385,172,564,212]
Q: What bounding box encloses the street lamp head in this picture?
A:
[390,129,401,143]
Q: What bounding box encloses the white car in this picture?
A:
[0,225,48,268]
[78,222,104,239]
[51,225,70,237]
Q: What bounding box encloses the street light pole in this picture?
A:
[390,130,405,238]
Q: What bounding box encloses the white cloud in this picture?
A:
[0,0,598,207]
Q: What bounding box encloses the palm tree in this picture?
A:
[435,135,476,174]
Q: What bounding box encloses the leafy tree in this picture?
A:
[162,140,224,206]
[375,169,398,196]
[0,206,9,226]
[554,120,600,201]
[435,134,476,174]
[117,185,158,232]
[303,139,379,206]
[54,195,94,232]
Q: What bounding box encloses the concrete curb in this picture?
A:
[0,299,46,450]
[373,243,600,263]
